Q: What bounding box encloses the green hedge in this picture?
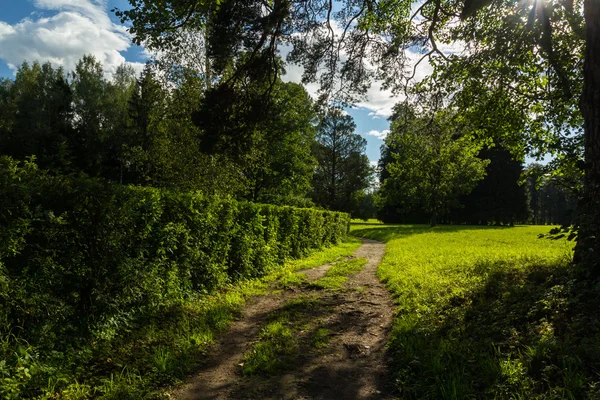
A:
[0,156,349,346]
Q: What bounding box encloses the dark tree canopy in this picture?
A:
[450,146,530,225]
[0,56,318,206]
[525,162,579,226]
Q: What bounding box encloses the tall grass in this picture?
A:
[352,224,599,399]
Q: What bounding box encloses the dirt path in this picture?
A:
[172,238,395,400]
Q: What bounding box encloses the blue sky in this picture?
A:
[0,0,399,164]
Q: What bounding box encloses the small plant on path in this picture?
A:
[310,258,367,290]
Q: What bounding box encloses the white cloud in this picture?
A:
[0,0,144,78]
[367,129,390,140]
[355,81,399,119]
[281,28,444,118]
[280,16,465,120]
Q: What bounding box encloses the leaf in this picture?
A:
[461,0,495,19]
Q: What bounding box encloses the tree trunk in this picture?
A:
[574,0,600,274]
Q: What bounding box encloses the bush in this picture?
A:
[0,155,349,353]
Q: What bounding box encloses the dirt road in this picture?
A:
[172,239,395,400]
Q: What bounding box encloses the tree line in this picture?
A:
[0,56,373,215]
[375,102,577,226]
[0,55,577,227]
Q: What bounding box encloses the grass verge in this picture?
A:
[351,223,600,399]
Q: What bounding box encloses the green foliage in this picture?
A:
[0,156,350,398]
[0,62,74,173]
[351,223,600,398]
[525,163,579,226]
[379,104,489,225]
[116,0,599,271]
[352,191,378,221]
[311,107,373,215]
[0,57,317,204]
[192,77,319,204]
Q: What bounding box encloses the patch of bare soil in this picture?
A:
[172,238,395,400]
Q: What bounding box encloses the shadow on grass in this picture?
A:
[386,260,600,399]
[351,224,529,244]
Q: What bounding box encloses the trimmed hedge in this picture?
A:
[0,156,349,345]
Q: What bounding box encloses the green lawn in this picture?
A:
[351,224,600,399]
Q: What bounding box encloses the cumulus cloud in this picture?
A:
[367,129,390,140]
[0,0,144,78]
[355,82,399,119]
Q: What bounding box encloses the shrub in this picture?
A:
[0,155,349,354]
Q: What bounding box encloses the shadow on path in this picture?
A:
[173,239,395,400]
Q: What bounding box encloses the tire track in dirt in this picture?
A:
[172,238,395,400]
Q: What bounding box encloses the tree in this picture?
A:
[184,48,319,203]
[101,64,137,184]
[353,191,378,221]
[525,163,579,226]
[451,146,530,225]
[125,63,167,185]
[117,0,599,271]
[70,55,111,176]
[0,62,74,172]
[246,82,318,205]
[379,103,488,226]
[311,108,372,214]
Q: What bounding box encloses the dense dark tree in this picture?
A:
[0,62,74,172]
[451,146,530,225]
[353,191,378,221]
[248,82,318,205]
[311,108,372,214]
[101,64,138,184]
[192,73,318,204]
[526,163,578,226]
[0,57,317,205]
[125,63,168,185]
[70,56,111,176]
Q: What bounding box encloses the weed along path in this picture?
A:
[172,238,395,400]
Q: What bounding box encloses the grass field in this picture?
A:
[351,224,600,399]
